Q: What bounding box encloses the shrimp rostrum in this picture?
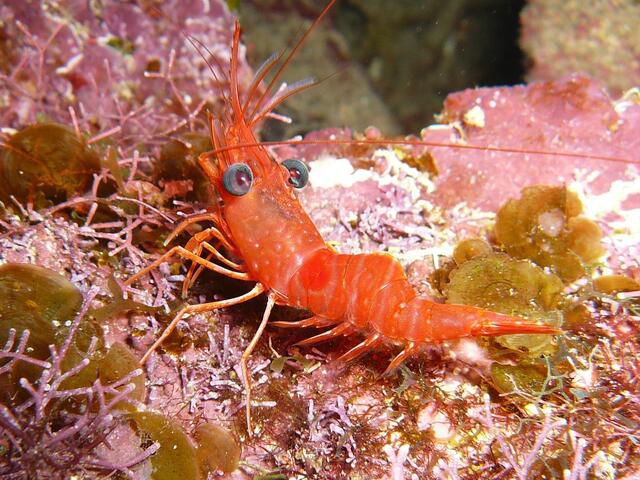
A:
[126,0,559,431]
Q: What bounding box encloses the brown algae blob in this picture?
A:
[593,274,640,294]
[97,341,146,407]
[193,423,241,474]
[452,238,493,265]
[128,411,201,480]
[494,185,604,282]
[445,253,563,354]
[0,123,100,208]
[0,263,103,401]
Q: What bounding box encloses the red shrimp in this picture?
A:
[126,0,634,432]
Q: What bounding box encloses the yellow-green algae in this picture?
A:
[447,252,563,355]
[452,237,493,265]
[446,252,563,314]
[0,263,103,403]
[90,276,159,323]
[97,341,146,407]
[0,263,146,410]
[442,185,616,397]
[128,411,201,480]
[0,123,100,209]
[193,423,241,474]
[494,185,604,282]
[592,274,640,294]
[490,362,547,395]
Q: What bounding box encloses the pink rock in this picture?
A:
[420,75,639,211]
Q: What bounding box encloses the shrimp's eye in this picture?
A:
[282,159,309,189]
[223,163,253,196]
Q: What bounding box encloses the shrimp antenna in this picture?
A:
[246,0,339,122]
[242,51,286,118]
[184,34,231,103]
[249,68,347,127]
[241,21,322,120]
[208,137,639,166]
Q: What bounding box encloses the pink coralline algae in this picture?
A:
[520,0,640,97]
[420,75,639,211]
[0,0,251,153]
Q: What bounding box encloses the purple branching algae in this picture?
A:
[0,288,156,479]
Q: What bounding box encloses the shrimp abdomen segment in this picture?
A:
[342,253,410,330]
[288,248,559,345]
[287,248,351,318]
[389,299,560,342]
[288,250,409,327]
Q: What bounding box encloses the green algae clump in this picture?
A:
[128,411,201,480]
[0,263,103,402]
[193,423,241,474]
[494,185,605,282]
[445,253,563,355]
[0,123,100,208]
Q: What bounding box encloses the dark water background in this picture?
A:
[239,0,525,137]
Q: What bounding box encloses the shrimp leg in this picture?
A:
[335,334,382,363]
[165,212,237,252]
[241,293,276,435]
[270,316,337,328]
[140,283,266,364]
[162,212,242,292]
[184,228,245,270]
[182,234,246,296]
[125,245,252,287]
[383,342,419,375]
[294,323,353,346]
